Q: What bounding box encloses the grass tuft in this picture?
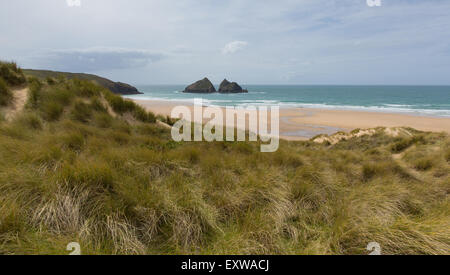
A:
[71,101,93,123]
[41,101,64,121]
[445,148,450,163]
[61,131,85,152]
[104,91,156,123]
[0,61,26,86]
[46,77,56,85]
[413,156,435,171]
[15,112,43,130]
[0,77,13,106]
[391,137,414,153]
[94,113,113,128]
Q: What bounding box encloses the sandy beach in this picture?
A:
[133,99,450,141]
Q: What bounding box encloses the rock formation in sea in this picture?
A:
[183,77,217,93]
[218,79,248,93]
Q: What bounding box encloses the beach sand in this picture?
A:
[133,99,450,141]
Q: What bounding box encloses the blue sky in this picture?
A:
[1,0,449,85]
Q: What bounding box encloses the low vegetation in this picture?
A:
[0,63,448,255]
[0,61,28,107]
[0,61,26,86]
[0,77,13,106]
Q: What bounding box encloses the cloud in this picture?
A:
[40,47,166,72]
[3,0,450,84]
[222,41,248,55]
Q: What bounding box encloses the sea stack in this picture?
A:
[218,79,248,93]
[183,77,216,93]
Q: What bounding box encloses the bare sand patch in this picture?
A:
[2,87,28,121]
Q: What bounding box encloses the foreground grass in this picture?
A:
[0,65,449,255]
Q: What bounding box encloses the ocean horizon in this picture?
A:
[125,85,450,117]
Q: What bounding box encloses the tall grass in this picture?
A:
[26,77,43,109]
[104,90,156,123]
[0,61,26,86]
[0,77,13,106]
[0,72,448,255]
[71,101,93,123]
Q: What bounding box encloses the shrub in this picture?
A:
[71,101,92,123]
[0,77,13,106]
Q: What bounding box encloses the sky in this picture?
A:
[1,0,450,85]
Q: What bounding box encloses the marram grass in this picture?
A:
[0,64,449,255]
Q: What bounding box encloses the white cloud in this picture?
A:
[222,41,248,55]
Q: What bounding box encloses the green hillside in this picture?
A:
[23,69,142,95]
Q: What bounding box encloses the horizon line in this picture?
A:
[133,83,450,87]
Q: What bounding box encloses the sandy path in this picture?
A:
[3,87,28,121]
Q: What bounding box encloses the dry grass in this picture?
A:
[0,61,26,86]
[0,77,13,106]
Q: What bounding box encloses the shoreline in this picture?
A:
[124,94,450,119]
[132,98,450,140]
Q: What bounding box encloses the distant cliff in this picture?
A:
[23,69,142,95]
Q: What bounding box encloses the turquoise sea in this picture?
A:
[125,85,450,117]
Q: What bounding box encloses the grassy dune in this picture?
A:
[0,62,26,107]
[0,62,449,255]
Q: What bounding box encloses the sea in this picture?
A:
[124,85,450,117]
